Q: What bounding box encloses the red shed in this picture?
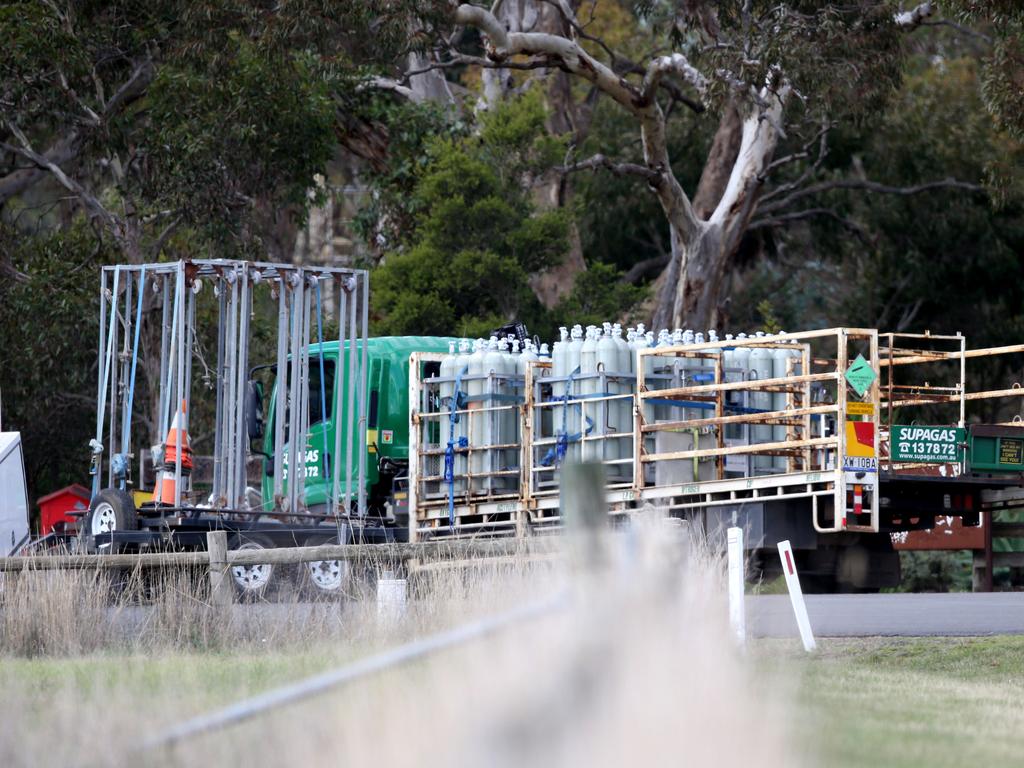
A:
[38,484,91,535]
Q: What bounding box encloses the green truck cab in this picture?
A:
[259,336,453,519]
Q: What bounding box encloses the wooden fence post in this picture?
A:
[561,461,607,573]
[206,531,233,610]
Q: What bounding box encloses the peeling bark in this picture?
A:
[691,102,743,218]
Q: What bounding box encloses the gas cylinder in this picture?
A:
[483,337,507,491]
[748,333,775,474]
[552,327,569,380]
[771,334,802,471]
[466,340,487,492]
[593,324,619,465]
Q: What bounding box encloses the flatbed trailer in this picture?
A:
[72,259,1024,594]
[407,328,1024,590]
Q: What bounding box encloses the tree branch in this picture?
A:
[640,53,708,106]
[554,153,662,183]
[454,3,642,113]
[894,2,934,28]
[453,3,703,241]
[0,57,153,206]
[0,131,81,205]
[362,76,416,100]
[621,253,671,285]
[748,207,870,241]
[401,52,559,81]
[758,177,985,216]
[1,125,126,241]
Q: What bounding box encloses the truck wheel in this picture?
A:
[82,488,138,553]
[228,534,277,599]
[302,533,351,599]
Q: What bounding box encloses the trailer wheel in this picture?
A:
[302,532,351,599]
[228,534,277,599]
[82,488,138,553]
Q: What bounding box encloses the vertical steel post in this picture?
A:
[158,273,180,506]
[173,264,186,508]
[108,272,121,487]
[959,332,967,428]
[868,330,880,533]
[223,272,239,508]
[272,275,289,506]
[296,277,313,508]
[158,274,171,455]
[234,267,251,508]
[286,271,304,515]
[343,278,358,519]
[116,272,132,466]
[984,509,994,592]
[212,280,227,503]
[185,278,196,450]
[92,269,110,496]
[835,329,848,531]
[356,273,370,517]
[633,348,646,494]
[801,343,812,472]
[331,281,348,517]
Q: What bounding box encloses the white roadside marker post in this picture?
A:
[377,570,407,623]
[777,539,816,652]
[727,526,746,647]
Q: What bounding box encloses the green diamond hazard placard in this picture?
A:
[844,354,877,397]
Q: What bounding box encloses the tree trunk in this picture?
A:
[651,95,784,332]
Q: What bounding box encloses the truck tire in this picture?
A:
[228,533,278,600]
[82,488,138,554]
[301,530,351,599]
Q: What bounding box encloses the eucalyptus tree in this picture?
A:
[410,1,986,330]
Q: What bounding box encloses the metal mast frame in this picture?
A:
[90,259,369,517]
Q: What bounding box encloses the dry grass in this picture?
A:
[0,522,796,768]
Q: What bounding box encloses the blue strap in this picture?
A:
[541,416,594,467]
[315,281,331,500]
[553,366,580,467]
[445,365,469,529]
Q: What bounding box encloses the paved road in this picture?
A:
[749,593,1024,637]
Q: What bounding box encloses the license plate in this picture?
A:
[842,457,877,472]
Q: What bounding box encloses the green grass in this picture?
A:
[778,637,1024,767]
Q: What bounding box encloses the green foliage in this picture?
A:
[372,94,571,337]
[983,33,1024,143]
[728,51,1024,411]
[895,551,973,592]
[939,1,1024,141]
[0,2,91,121]
[147,37,338,244]
[756,300,782,334]
[637,1,905,124]
[552,263,646,329]
[575,95,714,275]
[351,99,469,251]
[0,224,113,503]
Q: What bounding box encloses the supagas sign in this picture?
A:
[891,425,965,463]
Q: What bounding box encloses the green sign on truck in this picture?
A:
[891,425,965,463]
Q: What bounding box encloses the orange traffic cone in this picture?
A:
[158,399,193,504]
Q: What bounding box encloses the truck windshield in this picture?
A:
[269,360,336,442]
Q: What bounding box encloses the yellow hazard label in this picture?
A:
[366,429,378,452]
[846,401,874,417]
